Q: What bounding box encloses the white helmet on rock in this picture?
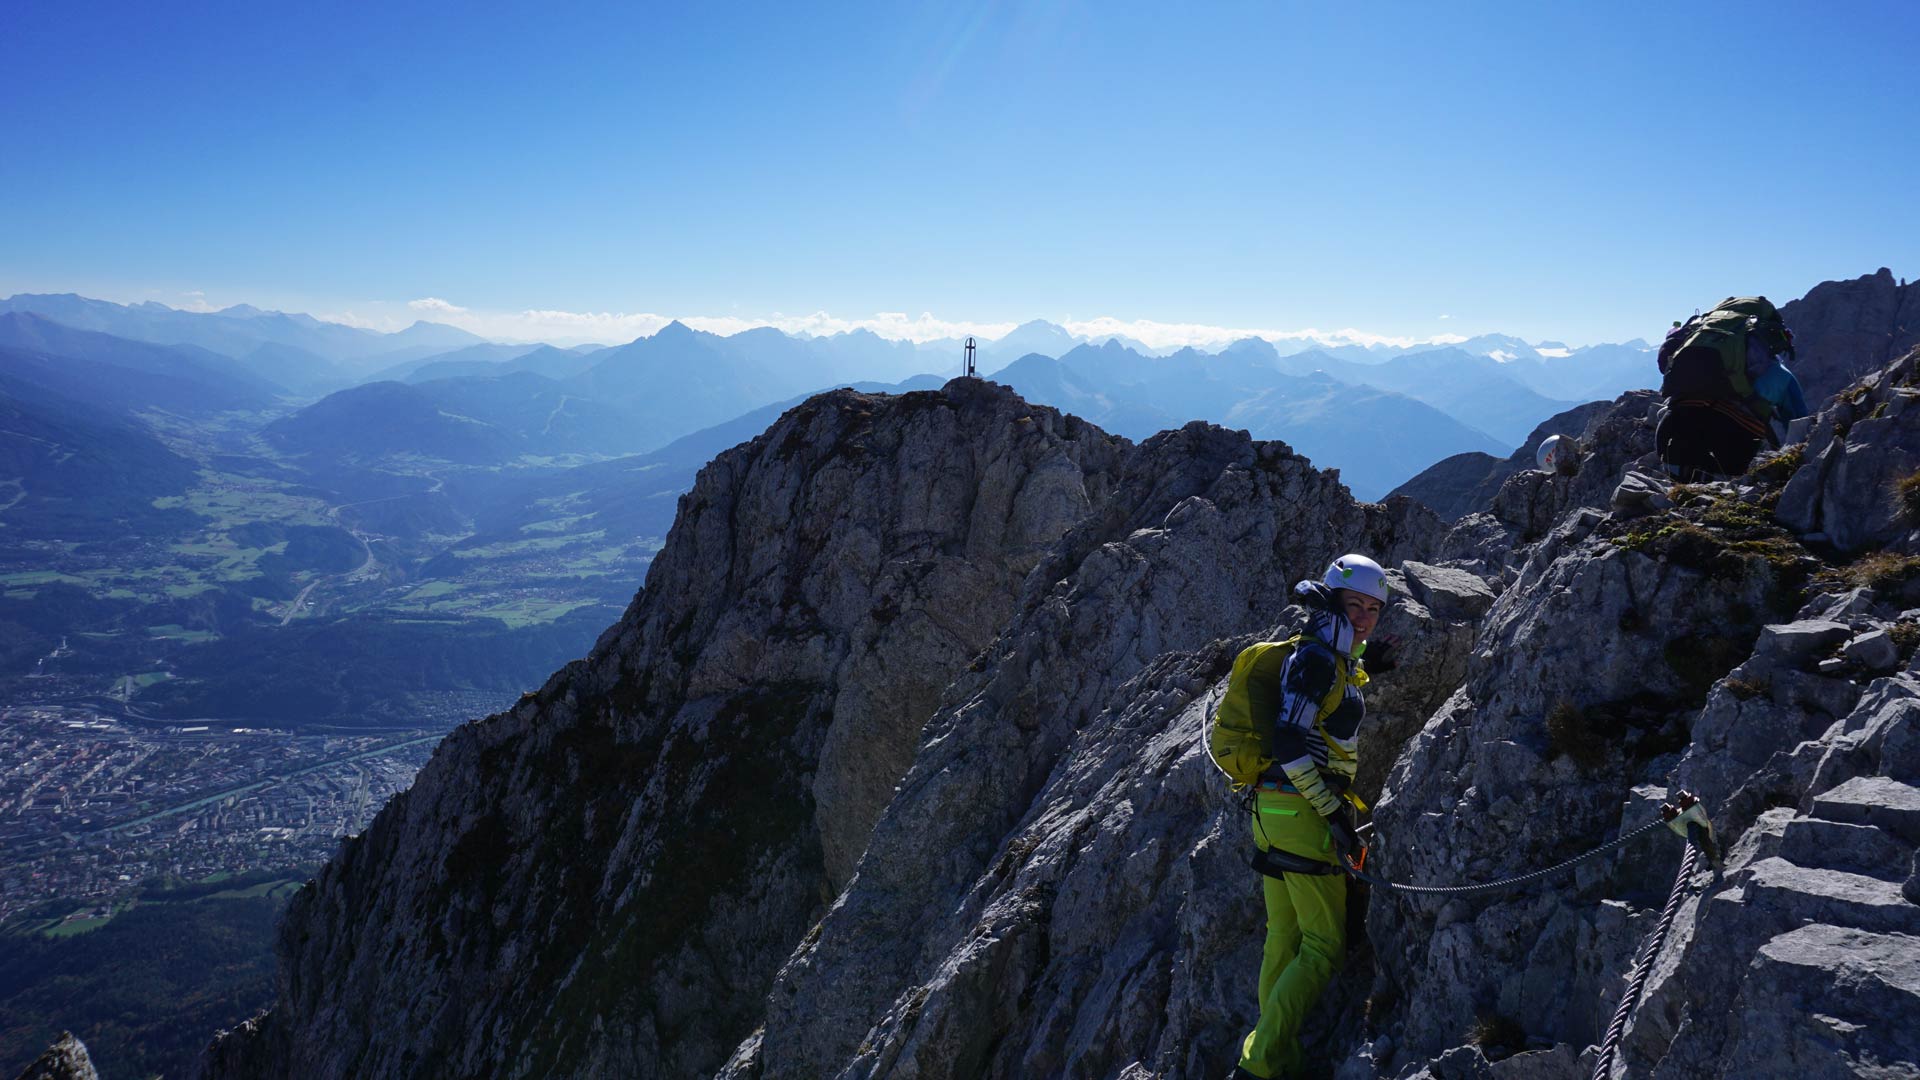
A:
[1536,434,1575,474]
[1322,553,1390,604]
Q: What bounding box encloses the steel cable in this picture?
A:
[1589,839,1701,1079]
[1344,815,1672,897]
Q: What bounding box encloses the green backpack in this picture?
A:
[1657,296,1796,433]
[1207,636,1366,789]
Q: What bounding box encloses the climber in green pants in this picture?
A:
[1232,555,1388,1079]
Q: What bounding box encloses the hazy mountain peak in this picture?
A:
[992,319,1079,355]
[6,292,86,303]
[1222,336,1280,360]
[730,326,787,342]
[1008,318,1068,334]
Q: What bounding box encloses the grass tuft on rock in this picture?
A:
[1895,469,1920,522]
[1610,490,1818,613]
[1747,444,1804,486]
[1819,551,1920,592]
[1469,1011,1529,1061]
[1890,621,1920,662]
[1698,495,1773,532]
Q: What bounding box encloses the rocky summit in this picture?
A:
[200,346,1919,1075]
[12,1033,98,1080]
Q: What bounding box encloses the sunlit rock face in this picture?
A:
[15,1032,100,1080]
[1780,268,1920,405]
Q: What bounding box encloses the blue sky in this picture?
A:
[2,1,1914,346]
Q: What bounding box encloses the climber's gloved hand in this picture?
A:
[1363,633,1400,674]
[1325,814,1360,864]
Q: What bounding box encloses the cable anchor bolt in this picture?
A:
[1661,789,1720,868]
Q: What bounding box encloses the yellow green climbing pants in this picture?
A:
[1237,789,1346,1080]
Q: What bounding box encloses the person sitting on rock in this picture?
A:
[1233,554,1386,1080]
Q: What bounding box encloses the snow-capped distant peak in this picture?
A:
[1535,346,1572,358]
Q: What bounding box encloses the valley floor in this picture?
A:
[0,705,461,923]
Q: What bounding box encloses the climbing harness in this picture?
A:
[1241,780,1369,880]
[1251,846,1340,878]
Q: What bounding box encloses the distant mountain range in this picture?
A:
[0,312,284,409]
[0,291,1671,499]
[265,371,653,465]
[984,342,1511,499]
[0,293,486,393]
[0,363,201,540]
[0,291,1660,397]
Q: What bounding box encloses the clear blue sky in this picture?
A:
[2,1,1914,345]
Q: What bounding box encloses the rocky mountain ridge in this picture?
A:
[196,376,1456,1078]
[1779,268,1920,404]
[198,342,1919,1075]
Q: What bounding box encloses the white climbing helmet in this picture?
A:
[1322,553,1390,604]
[1536,433,1574,473]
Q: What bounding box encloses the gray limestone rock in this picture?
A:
[1491,392,1660,542]
[1770,667,1867,719]
[1488,1043,1582,1079]
[1753,619,1854,665]
[1778,817,1912,881]
[1846,629,1900,673]
[1807,586,1882,623]
[201,381,1145,1079]
[1726,923,1920,1077]
[751,466,1454,1079]
[200,379,1453,1080]
[1609,470,1673,517]
[1741,857,1920,934]
[12,1033,98,1080]
[1400,561,1497,620]
[1813,775,1920,844]
[1779,267,1920,404]
[1417,1044,1494,1080]
[1775,345,1920,554]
